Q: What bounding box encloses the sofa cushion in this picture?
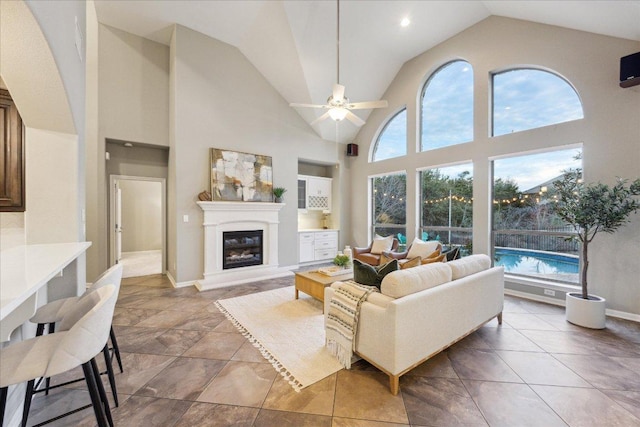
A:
[448,254,491,280]
[380,262,452,298]
[353,259,399,288]
[371,235,394,255]
[407,238,441,259]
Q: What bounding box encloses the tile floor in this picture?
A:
[120,251,163,279]
[24,274,640,427]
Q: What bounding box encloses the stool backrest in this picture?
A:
[91,263,124,293]
[45,285,118,377]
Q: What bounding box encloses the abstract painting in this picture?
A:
[210,148,273,202]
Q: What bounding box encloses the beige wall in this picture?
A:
[349,16,640,315]
[25,128,79,244]
[99,24,170,147]
[86,23,170,279]
[170,24,343,283]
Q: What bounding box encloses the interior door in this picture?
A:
[115,182,123,263]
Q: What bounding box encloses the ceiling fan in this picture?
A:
[289,0,388,127]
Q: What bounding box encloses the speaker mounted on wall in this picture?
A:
[346,143,358,157]
[620,51,640,88]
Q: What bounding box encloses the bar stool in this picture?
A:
[29,264,124,404]
[0,285,118,427]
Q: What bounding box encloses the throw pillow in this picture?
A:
[444,246,461,262]
[421,253,446,264]
[370,235,394,255]
[380,253,422,270]
[353,258,399,288]
[406,238,441,259]
[400,256,422,269]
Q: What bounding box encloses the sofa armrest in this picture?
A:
[353,245,372,256]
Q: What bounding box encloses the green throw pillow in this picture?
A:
[353,259,399,288]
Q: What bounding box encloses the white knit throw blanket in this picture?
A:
[325,281,379,369]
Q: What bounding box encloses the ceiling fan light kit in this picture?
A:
[290,0,387,127]
[328,107,348,121]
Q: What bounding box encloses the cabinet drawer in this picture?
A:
[315,231,337,241]
[315,248,337,261]
[299,233,315,243]
[314,239,336,249]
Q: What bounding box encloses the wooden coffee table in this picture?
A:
[294,270,353,308]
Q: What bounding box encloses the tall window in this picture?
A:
[493,69,584,136]
[492,148,582,283]
[371,173,406,239]
[421,61,473,151]
[420,164,473,255]
[372,109,407,162]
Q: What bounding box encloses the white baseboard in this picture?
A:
[504,289,640,323]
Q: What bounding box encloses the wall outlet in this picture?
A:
[544,289,556,296]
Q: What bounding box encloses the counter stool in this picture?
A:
[29,264,123,405]
[1,285,119,427]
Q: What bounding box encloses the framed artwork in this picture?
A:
[210,148,273,202]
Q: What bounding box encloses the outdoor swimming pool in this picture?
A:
[494,247,579,283]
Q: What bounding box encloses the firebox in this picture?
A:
[222,230,263,270]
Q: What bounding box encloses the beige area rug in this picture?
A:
[215,286,343,392]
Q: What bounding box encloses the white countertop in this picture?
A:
[0,242,92,321]
[298,229,339,232]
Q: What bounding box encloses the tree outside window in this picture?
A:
[372,173,406,239]
[420,164,473,255]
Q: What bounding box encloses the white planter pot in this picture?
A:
[565,292,606,329]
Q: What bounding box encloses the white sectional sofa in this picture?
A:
[324,254,504,394]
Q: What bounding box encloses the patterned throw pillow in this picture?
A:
[379,253,422,270]
[353,259,399,288]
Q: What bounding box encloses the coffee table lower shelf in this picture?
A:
[294,270,354,311]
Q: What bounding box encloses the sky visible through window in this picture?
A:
[373,109,407,161]
[494,148,582,191]
[421,61,473,151]
[493,69,584,136]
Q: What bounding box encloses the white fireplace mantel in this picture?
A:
[195,201,292,290]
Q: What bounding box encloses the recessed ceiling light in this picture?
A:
[400,17,410,27]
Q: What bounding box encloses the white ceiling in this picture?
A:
[94,0,640,143]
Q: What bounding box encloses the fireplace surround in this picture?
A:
[196,201,291,290]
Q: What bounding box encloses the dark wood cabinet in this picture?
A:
[0,89,25,211]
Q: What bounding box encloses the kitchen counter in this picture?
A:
[0,242,91,340]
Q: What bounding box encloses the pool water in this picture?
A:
[494,248,579,282]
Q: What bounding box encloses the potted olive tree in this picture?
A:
[553,168,640,328]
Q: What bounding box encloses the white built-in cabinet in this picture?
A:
[298,230,338,263]
[298,175,332,212]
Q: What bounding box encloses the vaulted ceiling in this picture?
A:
[94,0,640,143]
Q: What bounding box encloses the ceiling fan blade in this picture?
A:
[290,102,328,109]
[347,100,389,110]
[332,84,345,102]
[345,111,365,127]
[310,111,331,126]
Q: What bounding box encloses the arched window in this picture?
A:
[371,108,406,162]
[421,60,474,151]
[492,69,584,136]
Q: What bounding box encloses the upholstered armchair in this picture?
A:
[353,237,399,266]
